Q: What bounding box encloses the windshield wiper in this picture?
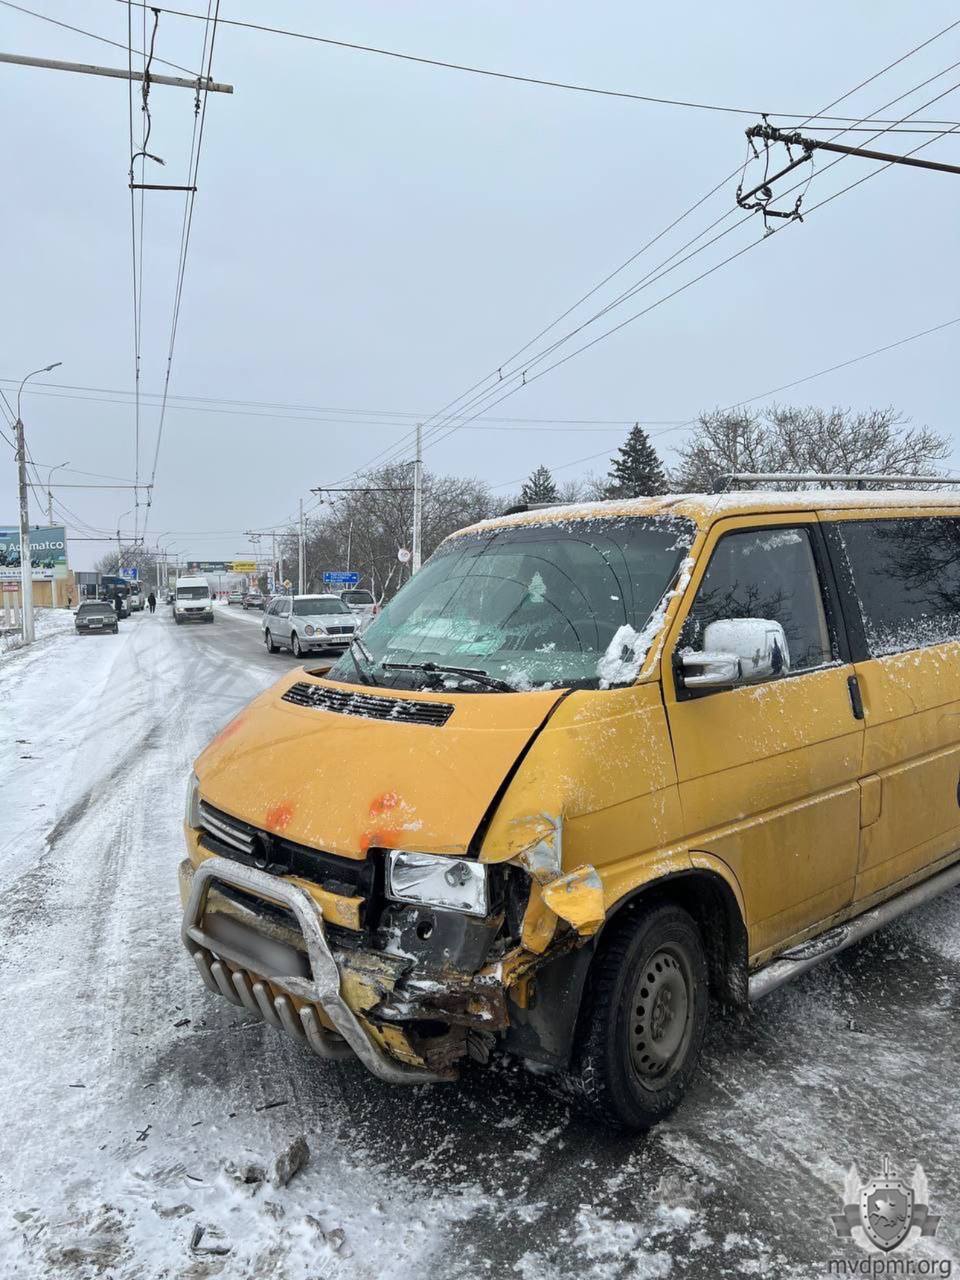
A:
[381,660,514,692]
[347,635,377,686]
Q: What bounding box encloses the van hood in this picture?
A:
[195,672,565,859]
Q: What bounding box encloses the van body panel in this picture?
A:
[660,514,864,956]
[196,671,565,858]
[853,652,960,896]
[822,509,960,902]
[478,684,685,877]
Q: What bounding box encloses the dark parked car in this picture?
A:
[75,600,119,635]
[242,591,265,610]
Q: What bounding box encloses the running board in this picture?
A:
[748,859,960,1001]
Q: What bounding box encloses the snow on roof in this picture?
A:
[455,488,960,538]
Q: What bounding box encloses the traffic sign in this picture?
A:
[119,567,139,580]
[397,548,411,564]
[322,570,360,586]
[231,560,257,573]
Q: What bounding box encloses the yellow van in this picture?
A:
[180,485,960,1127]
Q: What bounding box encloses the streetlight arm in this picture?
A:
[17,361,62,421]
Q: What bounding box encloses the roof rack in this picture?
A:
[713,472,960,493]
[500,501,563,516]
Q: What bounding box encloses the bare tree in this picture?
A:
[95,544,159,581]
[672,405,950,491]
[282,464,495,600]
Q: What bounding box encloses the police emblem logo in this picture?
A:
[833,1155,941,1255]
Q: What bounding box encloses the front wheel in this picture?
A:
[291,632,303,658]
[264,629,278,653]
[565,903,708,1129]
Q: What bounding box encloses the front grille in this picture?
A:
[324,626,354,636]
[198,801,375,899]
[282,682,454,726]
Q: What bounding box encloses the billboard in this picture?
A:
[0,525,68,582]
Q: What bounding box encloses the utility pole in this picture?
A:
[298,498,306,594]
[412,422,423,574]
[15,419,34,644]
[14,361,61,644]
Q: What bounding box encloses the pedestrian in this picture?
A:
[147,591,156,614]
[113,593,123,621]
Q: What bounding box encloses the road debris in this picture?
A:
[271,1136,310,1189]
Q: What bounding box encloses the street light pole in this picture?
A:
[15,361,62,644]
[46,460,70,526]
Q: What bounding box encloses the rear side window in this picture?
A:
[683,526,833,674]
[835,517,960,656]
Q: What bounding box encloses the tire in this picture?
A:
[291,632,303,658]
[265,629,278,654]
[175,615,182,625]
[112,626,119,634]
[565,903,708,1129]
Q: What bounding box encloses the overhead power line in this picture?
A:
[366,59,960,473]
[326,21,960,486]
[0,377,689,426]
[115,1,960,124]
[491,314,960,489]
[141,0,221,543]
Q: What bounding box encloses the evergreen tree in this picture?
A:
[520,464,560,504]
[605,423,667,497]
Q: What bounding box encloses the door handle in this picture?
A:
[847,674,864,721]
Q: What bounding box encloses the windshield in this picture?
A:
[177,586,210,600]
[79,602,111,613]
[342,590,374,605]
[294,598,350,616]
[328,515,695,691]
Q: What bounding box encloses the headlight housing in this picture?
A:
[184,772,202,829]
[304,624,315,636]
[387,850,488,917]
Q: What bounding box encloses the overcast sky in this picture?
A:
[3,1,959,570]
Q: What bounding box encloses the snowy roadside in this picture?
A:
[0,604,74,656]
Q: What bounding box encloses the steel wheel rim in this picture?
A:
[628,945,693,1090]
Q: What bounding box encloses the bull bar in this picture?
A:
[181,855,447,1084]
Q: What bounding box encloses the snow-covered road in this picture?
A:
[1,607,958,1278]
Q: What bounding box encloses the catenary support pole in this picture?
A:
[412,422,423,573]
[0,51,233,93]
[298,499,306,594]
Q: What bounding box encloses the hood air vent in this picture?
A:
[282,682,454,727]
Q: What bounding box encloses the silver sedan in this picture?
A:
[261,594,358,657]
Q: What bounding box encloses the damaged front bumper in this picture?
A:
[181,855,455,1084]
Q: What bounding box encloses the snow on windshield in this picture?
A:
[329,516,696,691]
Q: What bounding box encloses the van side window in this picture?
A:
[682,527,833,674]
[834,516,960,656]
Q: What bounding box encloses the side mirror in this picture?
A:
[680,618,790,689]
